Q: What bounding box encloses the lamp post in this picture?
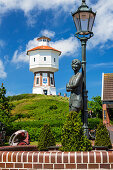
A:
[72,0,96,137]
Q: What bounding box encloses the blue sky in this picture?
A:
[0,0,113,100]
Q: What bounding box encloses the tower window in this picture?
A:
[34,58,35,62]
[54,58,55,62]
[36,78,39,84]
[44,57,46,61]
[50,77,54,85]
[50,74,54,85]
[36,73,40,77]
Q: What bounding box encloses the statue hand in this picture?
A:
[66,83,71,92]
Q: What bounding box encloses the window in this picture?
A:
[104,110,106,120]
[43,73,47,77]
[34,58,35,62]
[54,58,55,62]
[36,78,39,84]
[36,73,40,77]
[44,57,46,61]
[43,39,46,42]
[50,77,53,85]
[42,73,48,85]
[50,74,54,85]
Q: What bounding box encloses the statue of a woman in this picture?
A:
[66,59,83,113]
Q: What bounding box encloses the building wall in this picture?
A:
[33,86,56,95]
[29,50,59,72]
[102,104,110,126]
[51,51,59,69]
[28,48,59,96]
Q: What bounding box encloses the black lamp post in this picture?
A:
[72,0,96,137]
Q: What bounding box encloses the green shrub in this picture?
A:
[95,121,112,149]
[0,84,13,136]
[38,124,56,151]
[61,111,92,151]
[88,118,101,129]
[49,105,58,110]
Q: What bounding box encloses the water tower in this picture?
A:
[27,36,61,95]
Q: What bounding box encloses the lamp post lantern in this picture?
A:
[72,0,96,137]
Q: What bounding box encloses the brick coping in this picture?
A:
[0,151,113,169]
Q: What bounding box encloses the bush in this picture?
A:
[0,84,13,136]
[88,96,102,118]
[49,105,58,110]
[88,118,101,129]
[61,111,92,151]
[95,121,112,149]
[38,124,56,151]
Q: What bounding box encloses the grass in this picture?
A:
[30,141,61,146]
[8,94,101,143]
[30,141,38,146]
[9,94,69,142]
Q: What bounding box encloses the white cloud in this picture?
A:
[40,30,55,38]
[51,36,79,57]
[87,62,113,72]
[0,60,7,78]
[58,87,66,91]
[0,0,78,14]
[94,62,113,68]
[12,30,79,63]
[88,0,113,49]
[0,0,79,26]
[6,91,15,97]
[1,0,113,49]
[12,37,38,63]
[12,50,29,63]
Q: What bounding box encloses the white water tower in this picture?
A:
[27,36,61,95]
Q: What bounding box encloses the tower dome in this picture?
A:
[27,36,61,95]
[37,36,51,46]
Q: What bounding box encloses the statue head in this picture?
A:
[71,59,81,72]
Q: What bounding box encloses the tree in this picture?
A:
[95,121,112,149]
[38,124,56,151]
[0,83,13,135]
[61,111,92,151]
[88,96,102,118]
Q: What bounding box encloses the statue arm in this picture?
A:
[66,73,82,91]
[66,83,72,92]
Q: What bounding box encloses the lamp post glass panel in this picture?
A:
[72,0,96,137]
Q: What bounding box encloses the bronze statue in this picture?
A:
[66,59,83,113]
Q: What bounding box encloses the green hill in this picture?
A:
[9,94,69,142]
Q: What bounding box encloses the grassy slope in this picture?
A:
[9,94,100,142]
[9,94,69,142]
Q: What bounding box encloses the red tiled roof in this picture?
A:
[27,46,61,55]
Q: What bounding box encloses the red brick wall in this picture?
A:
[102,104,110,126]
[0,151,113,169]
